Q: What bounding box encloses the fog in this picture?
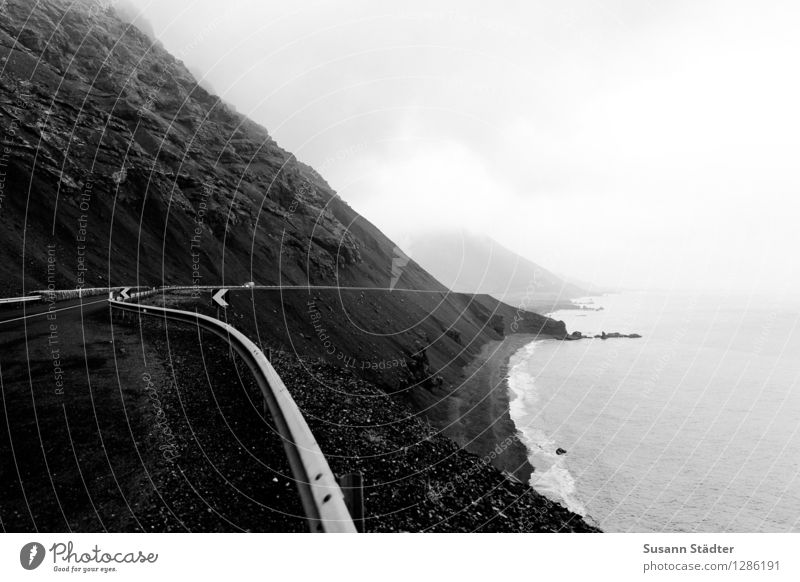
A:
[123,0,800,293]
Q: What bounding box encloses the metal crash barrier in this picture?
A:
[108,298,358,533]
[0,296,41,306]
[34,286,131,301]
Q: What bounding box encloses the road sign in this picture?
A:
[119,287,131,300]
[212,288,229,308]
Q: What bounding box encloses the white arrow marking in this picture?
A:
[212,288,229,308]
[120,287,131,300]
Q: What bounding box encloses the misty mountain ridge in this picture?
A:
[0,0,576,486]
[405,229,587,307]
[112,0,157,42]
[0,0,429,293]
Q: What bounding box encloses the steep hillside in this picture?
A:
[0,0,441,295]
[406,230,585,307]
[0,0,574,485]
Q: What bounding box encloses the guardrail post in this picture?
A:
[338,473,365,533]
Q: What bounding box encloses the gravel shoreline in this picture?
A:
[133,295,599,532]
[264,347,598,532]
[444,334,541,484]
[0,303,597,532]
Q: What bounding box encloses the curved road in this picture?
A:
[0,296,108,327]
[0,295,305,532]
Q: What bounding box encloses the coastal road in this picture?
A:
[0,294,305,532]
[0,296,108,326]
[168,284,452,294]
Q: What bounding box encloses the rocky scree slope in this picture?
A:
[0,0,575,495]
[0,0,426,294]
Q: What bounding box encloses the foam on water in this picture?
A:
[507,291,800,532]
[508,341,587,516]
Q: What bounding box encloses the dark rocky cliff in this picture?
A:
[0,0,570,485]
[0,0,441,294]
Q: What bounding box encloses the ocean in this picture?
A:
[507,290,800,532]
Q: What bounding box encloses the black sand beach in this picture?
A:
[446,334,541,483]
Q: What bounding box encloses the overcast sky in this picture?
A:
[124,0,800,293]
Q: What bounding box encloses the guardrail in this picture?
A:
[108,298,357,533]
[0,296,42,306]
[34,287,137,302]
[0,288,119,305]
[119,288,160,301]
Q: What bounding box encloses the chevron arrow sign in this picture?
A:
[212,288,229,308]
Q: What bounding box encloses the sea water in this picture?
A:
[507,290,800,532]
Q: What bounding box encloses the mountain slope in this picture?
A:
[406,230,585,304]
[0,0,576,486]
[0,0,441,295]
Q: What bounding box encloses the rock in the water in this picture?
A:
[593,331,642,340]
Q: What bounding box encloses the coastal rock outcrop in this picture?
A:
[563,331,643,341]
